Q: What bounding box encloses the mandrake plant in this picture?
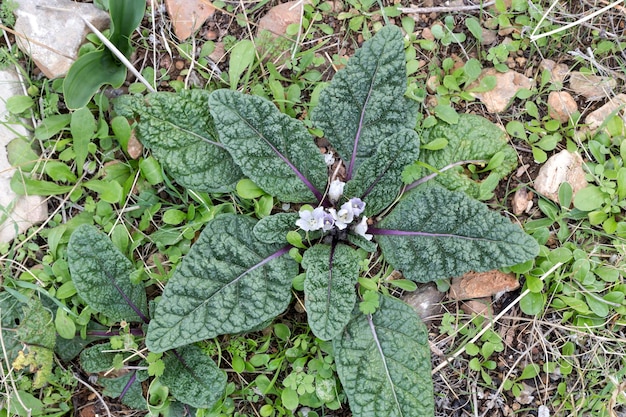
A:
[67,25,539,415]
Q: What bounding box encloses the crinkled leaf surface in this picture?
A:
[302,243,360,340]
[80,342,117,373]
[333,295,433,417]
[146,214,297,352]
[209,90,327,202]
[253,212,300,244]
[346,129,420,216]
[414,114,517,199]
[67,224,148,322]
[311,26,417,179]
[101,372,147,410]
[114,90,242,192]
[374,185,539,282]
[161,345,226,409]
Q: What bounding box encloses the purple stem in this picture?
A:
[231,245,293,284]
[369,228,496,242]
[119,370,137,401]
[106,272,150,324]
[236,115,323,202]
[88,328,145,337]
[347,65,380,180]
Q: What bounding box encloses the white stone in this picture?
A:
[0,68,47,243]
[14,0,110,79]
[533,150,588,205]
[584,93,626,133]
[469,68,534,113]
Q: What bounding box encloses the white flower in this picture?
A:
[349,197,366,216]
[324,152,336,166]
[352,216,372,241]
[296,207,326,231]
[330,201,355,230]
[328,179,345,203]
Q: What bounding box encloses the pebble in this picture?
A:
[547,91,578,123]
[584,93,626,132]
[401,283,444,321]
[165,0,216,40]
[539,59,569,84]
[449,270,520,301]
[533,150,587,205]
[469,68,535,113]
[569,71,616,101]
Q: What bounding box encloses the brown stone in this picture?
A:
[533,150,588,204]
[126,132,143,160]
[461,298,492,317]
[257,1,303,38]
[449,270,520,300]
[569,71,616,101]
[469,68,534,113]
[539,59,569,84]
[547,91,578,123]
[165,0,216,41]
[512,188,533,215]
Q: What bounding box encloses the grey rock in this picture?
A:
[0,68,47,243]
[14,0,110,78]
[401,283,444,321]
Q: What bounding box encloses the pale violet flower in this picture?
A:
[330,201,355,230]
[352,216,373,241]
[328,179,345,203]
[349,197,365,216]
[296,207,326,231]
[319,211,335,231]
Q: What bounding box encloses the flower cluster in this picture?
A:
[296,182,372,240]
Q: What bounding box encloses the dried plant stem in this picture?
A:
[400,1,495,14]
[431,262,563,376]
[530,0,624,42]
[36,5,156,93]
[73,373,113,417]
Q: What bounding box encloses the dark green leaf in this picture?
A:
[67,224,148,322]
[253,212,300,244]
[334,295,433,417]
[375,185,539,282]
[114,90,243,192]
[311,26,417,178]
[161,345,226,409]
[146,214,297,352]
[63,50,127,110]
[70,107,96,175]
[415,114,518,199]
[302,243,360,340]
[209,90,327,202]
[346,129,420,216]
[101,372,147,410]
[80,342,118,373]
[108,0,146,57]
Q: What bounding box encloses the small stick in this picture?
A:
[36,5,156,93]
[400,0,495,14]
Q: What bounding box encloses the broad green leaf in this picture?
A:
[209,90,327,203]
[311,26,417,179]
[7,138,39,172]
[334,295,433,417]
[11,170,74,196]
[433,104,459,124]
[146,214,297,352]
[573,185,605,211]
[108,0,146,58]
[67,224,148,322]
[302,243,360,340]
[346,129,420,216]
[229,40,256,87]
[375,185,539,282]
[253,212,300,244]
[161,345,226,409]
[34,114,71,140]
[80,342,118,373]
[83,179,123,204]
[413,114,518,199]
[114,90,243,192]
[64,49,127,110]
[70,107,96,175]
[101,372,147,410]
[6,95,34,114]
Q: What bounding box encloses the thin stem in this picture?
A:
[400,0,495,14]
